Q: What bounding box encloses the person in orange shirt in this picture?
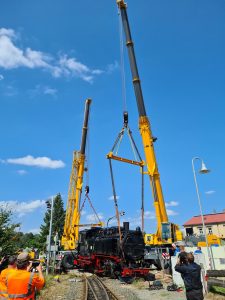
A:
[0,255,17,300]
[0,281,8,300]
[7,252,45,300]
[0,255,17,285]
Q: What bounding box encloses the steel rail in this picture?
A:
[83,274,120,300]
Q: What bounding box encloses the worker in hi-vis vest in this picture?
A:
[0,255,17,299]
[7,252,44,300]
[0,281,8,299]
[0,255,17,285]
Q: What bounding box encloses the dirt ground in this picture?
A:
[37,271,225,300]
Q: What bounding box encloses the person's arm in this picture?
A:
[33,265,45,290]
[175,258,187,274]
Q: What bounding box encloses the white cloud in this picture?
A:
[0,199,45,217]
[0,28,107,83]
[4,85,17,97]
[165,201,179,207]
[28,228,40,234]
[205,190,216,195]
[43,87,57,96]
[0,74,4,80]
[0,28,15,38]
[106,60,119,74]
[166,209,178,216]
[0,28,52,70]
[86,213,104,223]
[2,155,65,169]
[108,195,120,201]
[144,210,156,220]
[28,85,58,98]
[57,55,103,83]
[17,169,27,175]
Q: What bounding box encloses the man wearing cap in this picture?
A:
[0,256,17,299]
[0,255,17,285]
[6,252,45,300]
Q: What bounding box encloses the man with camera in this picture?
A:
[6,252,45,300]
[175,252,204,300]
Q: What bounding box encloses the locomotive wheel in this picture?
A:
[61,253,74,270]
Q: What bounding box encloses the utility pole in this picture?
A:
[46,196,54,275]
[53,232,58,272]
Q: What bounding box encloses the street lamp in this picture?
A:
[107,211,125,227]
[192,157,214,269]
[46,196,54,275]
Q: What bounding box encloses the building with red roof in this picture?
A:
[183,212,225,240]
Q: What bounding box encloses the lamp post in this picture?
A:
[107,211,125,227]
[46,196,54,275]
[192,157,214,270]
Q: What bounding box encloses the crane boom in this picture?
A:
[116,0,182,244]
[61,98,92,250]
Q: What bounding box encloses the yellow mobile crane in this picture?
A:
[61,99,102,251]
[116,0,183,246]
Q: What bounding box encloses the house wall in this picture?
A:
[185,223,225,238]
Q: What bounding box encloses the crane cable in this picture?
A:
[108,9,145,233]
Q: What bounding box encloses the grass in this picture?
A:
[211,286,225,296]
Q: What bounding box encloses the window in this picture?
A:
[207,227,213,234]
[198,227,203,235]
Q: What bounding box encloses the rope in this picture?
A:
[127,129,138,161]
[118,8,127,112]
[108,158,125,259]
[115,131,124,156]
[141,166,144,233]
[86,194,101,224]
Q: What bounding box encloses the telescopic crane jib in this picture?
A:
[116,0,182,245]
[61,99,102,251]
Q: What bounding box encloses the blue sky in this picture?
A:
[0,0,225,235]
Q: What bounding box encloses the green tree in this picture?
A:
[16,232,42,250]
[0,208,20,256]
[39,193,65,250]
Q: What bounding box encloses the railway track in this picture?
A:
[83,274,121,300]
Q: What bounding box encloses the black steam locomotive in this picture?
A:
[72,222,150,278]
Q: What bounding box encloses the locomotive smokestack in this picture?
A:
[123,222,129,232]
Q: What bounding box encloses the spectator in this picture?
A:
[172,243,180,256]
[0,280,8,299]
[175,252,203,300]
[0,255,17,285]
[0,257,8,273]
[194,247,202,254]
[6,252,45,300]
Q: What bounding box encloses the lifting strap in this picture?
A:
[76,187,102,226]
